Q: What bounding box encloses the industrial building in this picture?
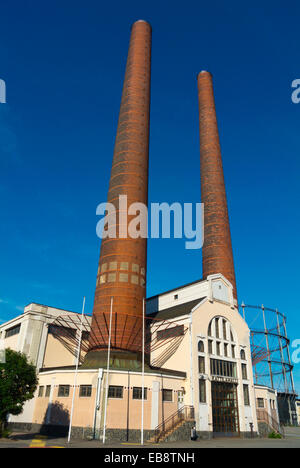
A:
[0,20,296,441]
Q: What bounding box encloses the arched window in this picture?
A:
[207,317,237,359]
[198,340,204,353]
[240,349,246,360]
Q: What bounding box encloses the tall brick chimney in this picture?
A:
[197,71,237,300]
[84,20,151,368]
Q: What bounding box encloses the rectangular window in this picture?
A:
[58,385,70,397]
[48,325,76,339]
[243,385,250,406]
[215,318,219,339]
[198,356,205,374]
[45,385,51,397]
[82,331,90,341]
[208,340,213,354]
[79,385,92,397]
[199,380,206,403]
[38,386,44,397]
[216,342,221,356]
[157,325,184,341]
[162,389,173,402]
[223,320,227,340]
[231,345,235,358]
[132,387,147,400]
[224,343,228,357]
[210,359,237,378]
[242,363,247,380]
[257,398,264,408]
[108,386,123,399]
[5,324,21,338]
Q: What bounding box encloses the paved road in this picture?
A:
[1,427,300,449]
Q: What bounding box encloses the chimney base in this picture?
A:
[82,349,151,371]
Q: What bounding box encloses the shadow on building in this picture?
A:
[40,401,70,437]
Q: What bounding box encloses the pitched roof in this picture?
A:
[147,297,205,321]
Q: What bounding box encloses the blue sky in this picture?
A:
[0,0,299,392]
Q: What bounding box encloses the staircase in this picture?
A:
[256,408,284,436]
[148,406,195,444]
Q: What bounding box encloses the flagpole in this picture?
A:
[103,297,113,444]
[67,296,85,443]
[141,298,145,445]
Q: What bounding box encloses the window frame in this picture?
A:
[162,389,173,402]
[199,379,206,403]
[79,385,92,398]
[58,385,70,398]
[132,387,147,400]
[108,385,123,399]
[243,384,250,406]
[257,398,264,408]
[5,324,21,338]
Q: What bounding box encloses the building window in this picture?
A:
[210,359,237,378]
[108,273,117,283]
[58,385,70,397]
[38,386,44,397]
[208,322,212,337]
[208,340,213,354]
[108,386,123,399]
[222,319,227,340]
[243,385,250,406]
[199,380,206,403]
[162,389,173,402]
[270,400,274,409]
[120,262,129,270]
[240,349,246,360]
[157,325,184,341]
[231,345,235,358]
[216,342,221,356]
[48,325,76,339]
[198,340,204,353]
[257,398,264,408]
[119,273,128,283]
[198,356,205,374]
[132,387,147,400]
[45,385,51,397]
[79,385,92,397]
[174,294,178,300]
[242,363,247,380]
[82,331,90,341]
[224,343,228,357]
[5,324,21,338]
[215,318,219,339]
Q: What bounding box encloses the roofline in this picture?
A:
[146,277,204,301]
[24,302,88,316]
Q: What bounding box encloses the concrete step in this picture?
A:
[147,420,185,444]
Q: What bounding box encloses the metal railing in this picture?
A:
[256,408,284,436]
[153,406,195,443]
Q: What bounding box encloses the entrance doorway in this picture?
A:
[211,382,240,436]
[178,390,184,411]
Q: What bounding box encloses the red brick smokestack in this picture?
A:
[86,21,151,366]
[197,71,237,299]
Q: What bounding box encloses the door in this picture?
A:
[178,390,184,411]
[211,382,240,437]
